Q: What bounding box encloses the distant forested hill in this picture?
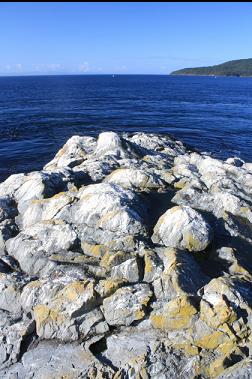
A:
[170,58,252,76]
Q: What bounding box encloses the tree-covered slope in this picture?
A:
[170,58,252,76]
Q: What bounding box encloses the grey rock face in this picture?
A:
[20,272,106,341]
[6,232,57,276]
[1,131,252,378]
[110,257,142,282]
[152,248,209,302]
[0,340,98,379]
[103,329,200,379]
[0,312,35,370]
[0,272,30,315]
[102,284,152,326]
[6,219,79,277]
[21,191,74,229]
[217,358,252,378]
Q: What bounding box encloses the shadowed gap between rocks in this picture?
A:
[142,189,176,231]
[18,328,38,362]
[192,209,252,279]
[89,336,118,371]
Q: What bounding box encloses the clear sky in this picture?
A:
[1,2,252,75]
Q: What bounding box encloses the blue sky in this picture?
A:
[1,2,252,75]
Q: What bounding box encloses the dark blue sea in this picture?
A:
[1,74,252,182]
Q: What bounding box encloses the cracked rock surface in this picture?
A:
[0,131,252,378]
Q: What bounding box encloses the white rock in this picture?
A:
[0,174,26,198]
[44,135,96,170]
[105,167,164,190]
[68,183,146,243]
[152,205,212,252]
[24,221,78,253]
[95,131,128,158]
[21,192,74,229]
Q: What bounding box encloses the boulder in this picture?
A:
[44,135,96,170]
[14,171,71,214]
[21,191,74,229]
[152,205,212,252]
[95,131,130,158]
[59,182,147,250]
[152,248,209,303]
[0,272,30,315]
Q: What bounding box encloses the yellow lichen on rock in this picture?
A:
[195,330,228,350]
[183,230,203,252]
[59,280,87,302]
[34,304,66,331]
[206,356,229,378]
[106,235,136,251]
[174,178,188,189]
[134,309,145,320]
[100,251,128,270]
[150,295,198,330]
[144,251,154,274]
[200,298,237,329]
[173,343,200,356]
[95,278,125,298]
[82,242,107,258]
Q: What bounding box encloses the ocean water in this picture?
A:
[0,74,252,182]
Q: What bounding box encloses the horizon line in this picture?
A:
[0,73,173,77]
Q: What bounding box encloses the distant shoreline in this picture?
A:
[170,58,252,77]
[169,74,252,78]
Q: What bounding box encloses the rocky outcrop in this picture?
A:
[0,131,252,378]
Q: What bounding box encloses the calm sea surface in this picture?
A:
[1,74,252,182]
